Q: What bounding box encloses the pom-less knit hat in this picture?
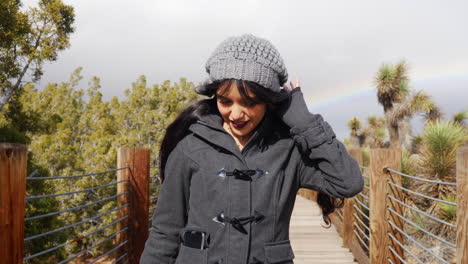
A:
[196,34,288,96]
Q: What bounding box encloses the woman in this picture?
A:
[140,34,363,264]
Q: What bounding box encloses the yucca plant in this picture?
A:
[401,147,418,188]
[416,120,466,238]
[429,194,458,237]
[418,120,468,183]
[436,195,456,222]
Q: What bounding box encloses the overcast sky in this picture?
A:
[24,0,468,140]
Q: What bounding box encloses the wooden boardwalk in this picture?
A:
[290,195,357,264]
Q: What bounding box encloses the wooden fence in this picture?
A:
[2,143,467,263]
[299,146,468,264]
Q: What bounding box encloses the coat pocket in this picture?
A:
[264,239,295,264]
[175,244,208,264]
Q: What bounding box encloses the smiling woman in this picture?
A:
[140,34,363,264]
[216,80,267,151]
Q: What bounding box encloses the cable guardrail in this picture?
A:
[387,194,456,228]
[88,240,128,264]
[384,166,457,264]
[387,206,456,248]
[24,203,130,241]
[24,166,133,263]
[388,220,449,264]
[25,192,128,221]
[353,222,370,241]
[354,196,370,211]
[385,168,456,186]
[24,215,129,261]
[26,179,129,200]
[353,229,369,250]
[57,227,129,264]
[353,213,370,232]
[112,252,128,263]
[387,181,457,206]
[387,245,409,264]
[26,167,129,180]
[353,204,370,221]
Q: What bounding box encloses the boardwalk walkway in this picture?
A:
[290,195,357,264]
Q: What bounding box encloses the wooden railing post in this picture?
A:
[0,143,28,264]
[117,147,150,264]
[369,148,401,264]
[343,149,362,248]
[456,145,468,264]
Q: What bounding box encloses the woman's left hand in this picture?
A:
[283,77,301,92]
[277,77,323,129]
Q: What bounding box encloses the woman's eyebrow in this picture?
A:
[217,95,230,100]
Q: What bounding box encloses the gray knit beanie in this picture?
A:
[196,34,288,96]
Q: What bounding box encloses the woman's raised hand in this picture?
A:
[283,77,300,92]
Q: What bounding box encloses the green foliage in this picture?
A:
[0,0,75,110]
[418,120,468,180]
[18,68,198,262]
[436,195,457,222]
[409,210,427,236]
[401,147,417,187]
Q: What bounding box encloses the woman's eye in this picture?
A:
[244,101,257,107]
[219,100,231,105]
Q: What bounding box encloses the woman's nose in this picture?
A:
[230,105,245,120]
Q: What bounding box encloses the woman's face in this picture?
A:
[216,81,266,141]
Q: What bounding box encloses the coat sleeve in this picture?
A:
[292,114,364,198]
[140,144,193,264]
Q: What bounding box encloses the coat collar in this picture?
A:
[188,110,274,158]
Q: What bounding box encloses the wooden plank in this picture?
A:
[457,145,468,264]
[369,148,401,264]
[117,147,151,263]
[0,143,27,264]
[291,195,358,264]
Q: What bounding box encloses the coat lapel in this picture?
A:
[188,111,275,162]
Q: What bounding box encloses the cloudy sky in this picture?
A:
[24,0,468,140]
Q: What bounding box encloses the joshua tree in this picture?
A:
[374,61,436,148]
[347,117,363,148]
[453,110,467,126]
[363,115,386,148]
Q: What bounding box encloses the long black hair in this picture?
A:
[158,79,343,226]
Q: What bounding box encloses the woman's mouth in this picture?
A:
[232,121,248,129]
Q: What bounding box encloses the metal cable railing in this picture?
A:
[24,216,128,261]
[354,196,370,211]
[24,203,130,241]
[388,245,409,264]
[25,192,128,221]
[26,179,128,200]
[353,204,370,221]
[384,167,457,264]
[388,220,449,264]
[88,240,128,264]
[387,207,456,248]
[57,227,129,264]
[388,231,425,264]
[387,193,456,229]
[388,181,456,206]
[354,229,369,250]
[24,167,133,263]
[26,167,129,180]
[385,168,456,186]
[112,252,128,263]
[354,222,370,241]
[353,213,370,232]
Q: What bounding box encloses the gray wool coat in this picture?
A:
[140,110,364,264]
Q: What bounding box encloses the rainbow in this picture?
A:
[306,62,468,110]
